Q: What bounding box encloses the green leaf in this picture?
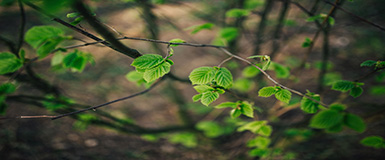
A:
[249,148,269,158]
[125,71,143,82]
[258,86,277,97]
[193,85,214,93]
[185,23,214,34]
[219,27,239,42]
[275,89,292,104]
[200,91,219,106]
[332,80,355,92]
[189,67,216,85]
[215,102,237,109]
[360,136,385,149]
[169,38,186,46]
[42,95,74,111]
[67,12,80,18]
[192,94,202,102]
[350,87,363,98]
[131,54,164,69]
[258,125,273,137]
[168,132,197,148]
[25,26,64,49]
[226,8,250,18]
[326,123,343,133]
[241,101,254,118]
[344,113,366,133]
[302,37,312,48]
[0,83,16,95]
[62,50,92,72]
[360,60,377,67]
[247,136,271,149]
[51,52,64,66]
[214,67,233,88]
[37,37,63,58]
[310,109,344,129]
[233,78,254,92]
[0,52,23,75]
[329,103,346,111]
[196,121,224,138]
[271,62,290,79]
[242,66,260,78]
[300,92,321,113]
[143,61,171,82]
[370,86,385,95]
[230,108,242,118]
[237,121,266,134]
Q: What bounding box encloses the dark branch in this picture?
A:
[73,1,142,59]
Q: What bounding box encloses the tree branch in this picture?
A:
[73,1,142,59]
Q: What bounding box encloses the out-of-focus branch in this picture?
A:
[73,1,142,59]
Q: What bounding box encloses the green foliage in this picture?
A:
[247,136,271,149]
[0,52,23,74]
[131,54,173,82]
[244,0,264,9]
[73,113,99,131]
[131,54,164,70]
[185,23,214,34]
[169,38,186,46]
[360,60,377,67]
[214,27,239,45]
[25,26,69,58]
[258,86,277,97]
[369,86,385,95]
[302,37,312,48]
[332,80,364,98]
[329,103,346,112]
[275,89,292,104]
[42,95,75,111]
[271,62,290,79]
[361,60,385,69]
[196,121,224,138]
[258,86,291,104]
[0,82,16,115]
[200,91,219,106]
[215,101,254,118]
[61,50,94,72]
[237,121,272,136]
[189,67,216,85]
[248,55,271,70]
[242,66,260,78]
[143,61,171,82]
[226,8,250,18]
[168,132,197,148]
[214,67,233,88]
[344,113,366,133]
[232,78,254,92]
[0,83,16,95]
[360,136,385,149]
[306,13,335,26]
[309,109,343,129]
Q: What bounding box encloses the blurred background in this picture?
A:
[0,0,385,159]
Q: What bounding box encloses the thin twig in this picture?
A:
[219,48,328,107]
[322,0,385,32]
[51,78,164,120]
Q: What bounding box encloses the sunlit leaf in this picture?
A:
[131,54,164,69]
[143,61,171,82]
[214,67,233,88]
[189,67,216,85]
